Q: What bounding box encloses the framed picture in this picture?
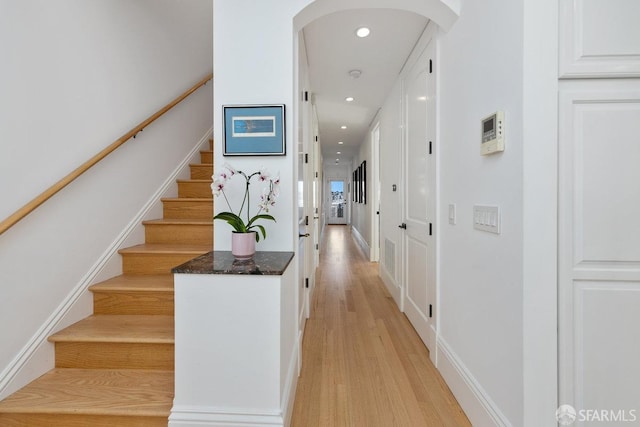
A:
[352,170,357,201]
[223,104,285,156]
[361,160,367,204]
[357,165,362,203]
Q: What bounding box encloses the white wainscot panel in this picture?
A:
[406,236,428,313]
[560,0,640,78]
[561,88,640,270]
[574,282,640,420]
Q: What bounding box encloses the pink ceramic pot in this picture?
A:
[231,231,256,260]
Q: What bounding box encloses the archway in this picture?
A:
[293,0,460,32]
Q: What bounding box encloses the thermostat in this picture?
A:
[480,111,504,155]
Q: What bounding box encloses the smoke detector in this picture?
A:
[348,69,362,79]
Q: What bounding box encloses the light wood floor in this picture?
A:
[291,225,470,427]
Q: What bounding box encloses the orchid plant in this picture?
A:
[211,163,279,242]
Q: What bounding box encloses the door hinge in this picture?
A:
[305,153,309,163]
[304,91,309,102]
[315,135,318,142]
[305,278,309,288]
[305,215,309,226]
[429,223,433,236]
[315,243,319,250]
[429,59,433,74]
[429,304,433,318]
[315,171,318,178]
[429,140,432,155]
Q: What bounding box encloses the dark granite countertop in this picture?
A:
[172,251,294,275]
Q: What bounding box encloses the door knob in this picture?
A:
[398,223,407,229]
[299,233,310,238]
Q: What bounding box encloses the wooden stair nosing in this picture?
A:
[176,179,213,184]
[89,275,174,293]
[161,197,213,203]
[118,243,211,256]
[142,218,213,226]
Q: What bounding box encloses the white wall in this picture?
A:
[213,1,307,252]
[437,0,524,424]
[0,0,213,397]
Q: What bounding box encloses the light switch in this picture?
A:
[473,205,501,234]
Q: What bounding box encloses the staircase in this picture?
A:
[0,140,214,426]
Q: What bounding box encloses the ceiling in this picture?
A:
[302,9,429,165]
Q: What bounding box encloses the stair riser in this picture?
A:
[200,151,213,164]
[163,200,212,220]
[93,292,174,316]
[0,414,168,427]
[55,342,173,370]
[144,224,213,245]
[189,164,213,180]
[178,181,213,198]
[122,253,206,274]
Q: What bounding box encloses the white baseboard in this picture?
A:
[351,226,370,260]
[169,406,285,427]
[436,336,511,427]
[0,128,212,399]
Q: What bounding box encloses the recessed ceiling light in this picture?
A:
[341,125,347,129]
[337,151,341,154]
[338,141,344,145]
[356,27,370,38]
[345,97,354,102]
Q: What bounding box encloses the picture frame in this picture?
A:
[361,160,367,204]
[223,104,286,156]
[357,165,362,203]
[353,170,357,202]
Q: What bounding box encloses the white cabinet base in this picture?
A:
[170,256,298,427]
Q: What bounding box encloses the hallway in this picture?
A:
[291,225,470,426]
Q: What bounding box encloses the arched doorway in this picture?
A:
[292,0,459,363]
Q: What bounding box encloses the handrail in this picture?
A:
[0,72,213,236]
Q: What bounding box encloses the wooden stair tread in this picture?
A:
[90,275,174,293]
[176,179,212,183]
[142,218,212,226]
[49,315,173,344]
[161,197,212,202]
[0,369,173,416]
[118,243,211,255]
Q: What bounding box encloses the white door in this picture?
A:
[559,83,640,415]
[402,41,436,353]
[371,124,381,262]
[327,180,347,225]
[297,150,307,338]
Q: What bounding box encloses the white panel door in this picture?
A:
[560,0,640,78]
[559,82,640,419]
[402,40,436,352]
